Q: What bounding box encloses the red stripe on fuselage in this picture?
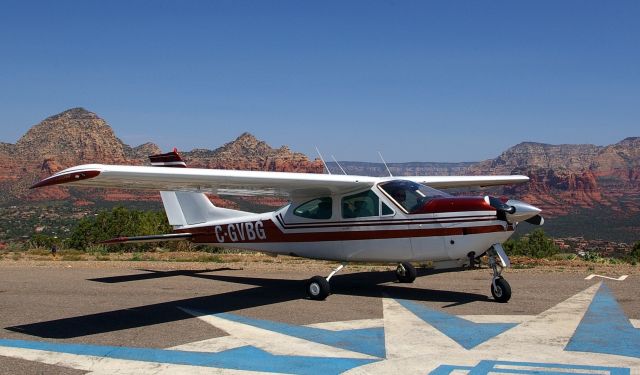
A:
[180,219,508,244]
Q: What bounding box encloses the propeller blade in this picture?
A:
[525,214,544,226]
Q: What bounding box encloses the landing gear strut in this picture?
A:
[306,264,345,300]
[467,251,481,269]
[488,245,511,303]
[395,262,416,283]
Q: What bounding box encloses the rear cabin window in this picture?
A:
[293,197,332,219]
[342,190,379,218]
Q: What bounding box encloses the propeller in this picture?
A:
[525,214,544,226]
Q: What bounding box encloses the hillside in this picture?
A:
[0,108,638,242]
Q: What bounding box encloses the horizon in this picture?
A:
[1,1,638,162]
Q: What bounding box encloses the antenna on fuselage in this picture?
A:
[315,146,331,175]
[378,151,393,177]
[331,155,348,175]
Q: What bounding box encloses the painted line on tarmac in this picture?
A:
[306,318,383,331]
[168,336,247,353]
[179,307,380,360]
[566,283,640,358]
[0,339,374,375]
[473,282,601,354]
[585,274,628,281]
[395,299,517,349]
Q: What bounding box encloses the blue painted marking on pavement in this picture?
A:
[566,283,640,359]
[0,339,376,375]
[209,311,386,358]
[396,299,517,349]
[431,360,630,375]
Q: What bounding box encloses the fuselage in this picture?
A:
[176,182,517,265]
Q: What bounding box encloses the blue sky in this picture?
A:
[0,1,638,162]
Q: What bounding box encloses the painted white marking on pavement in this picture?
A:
[474,282,601,354]
[306,318,383,331]
[346,282,640,375]
[0,346,272,375]
[585,274,628,281]
[458,315,535,324]
[168,335,247,353]
[382,297,463,360]
[179,307,377,360]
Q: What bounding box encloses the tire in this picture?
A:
[395,262,417,283]
[306,276,330,300]
[491,277,511,303]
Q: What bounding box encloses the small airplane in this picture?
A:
[31,149,543,302]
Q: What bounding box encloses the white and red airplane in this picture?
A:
[31,150,543,302]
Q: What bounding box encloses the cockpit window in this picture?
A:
[342,190,379,218]
[294,197,332,219]
[378,180,450,214]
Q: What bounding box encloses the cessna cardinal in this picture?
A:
[31,149,543,302]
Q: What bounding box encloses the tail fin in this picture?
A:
[149,149,252,228]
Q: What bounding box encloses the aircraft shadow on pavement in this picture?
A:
[6,268,488,339]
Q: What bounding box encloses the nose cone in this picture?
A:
[504,199,542,223]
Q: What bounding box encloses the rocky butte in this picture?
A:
[0,108,323,205]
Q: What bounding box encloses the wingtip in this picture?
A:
[30,170,101,189]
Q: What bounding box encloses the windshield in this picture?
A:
[378,180,450,213]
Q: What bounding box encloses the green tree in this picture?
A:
[629,241,640,263]
[503,229,559,258]
[28,233,61,249]
[67,206,172,251]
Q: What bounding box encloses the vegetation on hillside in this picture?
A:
[503,229,559,258]
[1,206,638,266]
[67,206,172,250]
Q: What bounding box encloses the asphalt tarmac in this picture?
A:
[0,262,638,374]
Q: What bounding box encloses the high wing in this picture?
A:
[404,175,529,188]
[31,163,529,196]
[30,164,379,197]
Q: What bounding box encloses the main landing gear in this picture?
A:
[395,262,416,283]
[488,245,511,303]
[306,264,345,300]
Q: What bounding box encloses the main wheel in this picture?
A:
[306,276,330,300]
[395,262,417,283]
[491,277,511,303]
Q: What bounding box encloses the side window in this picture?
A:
[382,202,394,216]
[294,197,332,219]
[342,190,379,218]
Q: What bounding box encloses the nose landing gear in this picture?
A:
[488,244,511,303]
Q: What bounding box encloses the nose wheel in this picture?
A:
[491,276,511,303]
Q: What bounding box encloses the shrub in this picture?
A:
[582,251,602,263]
[67,206,172,251]
[628,241,640,263]
[504,229,559,258]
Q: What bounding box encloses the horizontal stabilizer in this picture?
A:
[101,233,192,244]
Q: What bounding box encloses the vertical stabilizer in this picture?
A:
[149,149,252,228]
